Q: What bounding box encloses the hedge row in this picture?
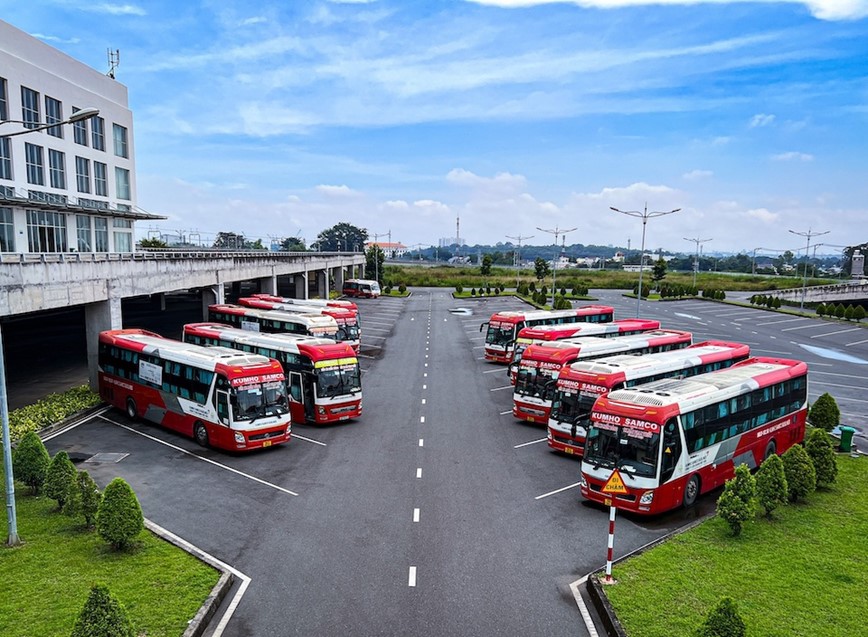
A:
[7,385,100,443]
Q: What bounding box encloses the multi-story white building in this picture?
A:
[0,19,161,254]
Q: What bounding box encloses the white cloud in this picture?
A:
[384,200,410,209]
[465,0,868,22]
[749,113,776,128]
[239,16,267,26]
[78,3,146,16]
[683,169,713,180]
[31,33,81,44]
[315,184,359,197]
[446,168,527,192]
[772,151,814,161]
[746,207,780,223]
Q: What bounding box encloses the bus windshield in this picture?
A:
[233,380,289,422]
[551,390,595,425]
[337,324,361,341]
[515,367,557,400]
[486,324,515,347]
[316,365,362,398]
[584,423,660,479]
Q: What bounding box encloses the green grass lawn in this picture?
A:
[1,492,220,637]
[604,455,867,637]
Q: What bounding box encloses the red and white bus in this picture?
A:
[513,330,693,425]
[548,341,751,457]
[208,304,339,340]
[183,323,362,425]
[343,279,381,298]
[252,293,358,312]
[238,297,361,353]
[507,318,661,382]
[580,357,808,515]
[481,305,615,363]
[98,329,292,452]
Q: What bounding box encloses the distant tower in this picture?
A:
[456,213,461,257]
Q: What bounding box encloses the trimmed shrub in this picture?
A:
[805,428,838,488]
[71,583,135,637]
[765,296,775,308]
[12,431,51,494]
[835,303,846,319]
[694,597,746,637]
[44,450,77,510]
[717,290,726,300]
[716,464,756,536]
[65,470,102,527]
[809,392,840,432]
[772,297,781,308]
[97,478,144,550]
[782,444,816,502]
[844,304,855,321]
[755,454,788,518]
[816,303,826,316]
[398,283,407,294]
[455,285,463,294]
[528,281,536,292]
[854,305,866,321]
[8,385,100,443]
[470,288,476,296]
[560,287,567,296]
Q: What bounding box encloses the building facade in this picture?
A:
[0,19,161,254]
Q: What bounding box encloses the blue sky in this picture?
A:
[6,0,868,253]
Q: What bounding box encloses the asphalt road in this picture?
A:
[23,288,868,635]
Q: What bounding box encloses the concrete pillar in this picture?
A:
[85,291,123,391]
[258,274,277,295]
[333,265,345,294]
[230,281,242,302]
[202,283,225,319]
[158,293,167,311]
[295,272,308,299]
[315,269,328,299]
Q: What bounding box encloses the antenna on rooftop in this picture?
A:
[107,49,120,79]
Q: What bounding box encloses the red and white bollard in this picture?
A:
[605,504,616,583]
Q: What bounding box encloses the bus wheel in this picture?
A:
[194,422,209,448]
[683,475,701,508]
[764,440,777,461]
[125,398,137,420]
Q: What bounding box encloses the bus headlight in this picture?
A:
[580,476,587,488]
[639,491,654,505]
[318,406,326,415]
[234,432,245,444]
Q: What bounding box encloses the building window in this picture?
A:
[48,149,66,189]
[113,124,128,158]
[21,87,40,129]
[45,96,63,138]
[115,167,130,200]
[113,218,132,252]
[94,161,108,196]
[116,203,131,212]
[75,156,91,193]
[0,207,14,251]
[91,116,106,151]
[25,143,45,186]
[71,107,88,145]
[0,137,11,181]
[26,209,68,252]
[94,217,109,251]
[0,77,8,121]
[76,214,92,252]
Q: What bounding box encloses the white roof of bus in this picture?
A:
[605,361,795,408]
[111,333,274,369]
[189,325,338,351]
[493,308,600,321]
[567,344,740,378]
[543,329,686,352]
[217,305,338,328]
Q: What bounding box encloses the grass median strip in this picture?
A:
[604,456,867,637]
[1,493,220,637]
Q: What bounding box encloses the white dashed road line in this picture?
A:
[534,482,582,500]
[514,438,547,448]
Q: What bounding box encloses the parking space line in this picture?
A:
[409,566,417,587]
[500,410,513,415]
[810,328,862,339]
[490,385,513,392]
[514,438,547,448]
[100,415,299,496]
[781,324,826,332]
[42,405,112,441]
[293,434,327,447]
[363,326,390,332]
[364,335,387,340]
[534,482,582,500]
[483,368,505,374]
[846,338,868,347]
[756,318,808,326]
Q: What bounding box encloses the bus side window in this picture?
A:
[660,419,680,482]
[289,372,304,403]
[216,390,230,425]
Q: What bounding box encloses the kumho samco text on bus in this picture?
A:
[580,357,808,515]
[208,304,339,340]
[507,317,661,383]
[97,329,291,452]
[342,279,381,298]
[548,341,750,457]
[238,296,361,353]
[251,293,358,312]
[513,329,693,425]
[480,305,615,364]
[183,323,362,425]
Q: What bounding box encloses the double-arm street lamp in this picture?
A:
[684,237,712,288]
[789,227,830,311]
[611,204,681,318]
[505,234,534,291]
[2,106,100,546]
[536,226,576,307]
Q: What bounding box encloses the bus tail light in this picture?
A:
[639,491,654,505]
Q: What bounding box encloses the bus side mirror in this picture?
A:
[479,322,488,333]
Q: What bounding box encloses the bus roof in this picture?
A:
[560,341,750,381]
[521,329,693,365]
[517,318,659,341]
[252,294,358,311]
[488,305,614,325]
[238,298,357,320]
[184,323,357,361]
[601,357,807,410]
[99,328,282,373]
[209,304,339,329]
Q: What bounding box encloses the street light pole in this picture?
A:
[506,234,534,292]
[371,231,388,284]
[1,106,99,547]
[789,228,829,311]
[684,237,712,288]
[536,226,576,307]
[611,204,681,318]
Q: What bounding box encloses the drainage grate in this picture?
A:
[85,453,130,464]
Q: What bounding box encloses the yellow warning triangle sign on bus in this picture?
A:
[602,469,628,495]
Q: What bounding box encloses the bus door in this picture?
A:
[215,389,231,426]
[660,419,681,483]
[288,372,312,422]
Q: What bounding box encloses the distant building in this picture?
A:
[439,237,466,248]
[366,241,407,257]
[852,250,865,279]
[0,19,163,253]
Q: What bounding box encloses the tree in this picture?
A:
[278,236,306,251]
[755,454,788,518]
[534,257,550,281]
[12,431,51,494]
[97,478,144,550]
[138,237,167,248]
[44,450,77,510]
[835,303,846,319]
[71,583,135,637]
[809,392,840,432]
[65,470,102,528]
[365,245,384,284]
[212,231,246,249]
[716,464,756,536]
[651,257,667,290]
[805,429,838,488]
[315,222,368,252]
[816,303,826,316]
[480,254,492,276]
[695,597,746,637]
[782,444,816,502]
[854,305,866,322]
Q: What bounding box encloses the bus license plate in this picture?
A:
[564,447,574,455]
[340,415,349,420]
[263,440,272,447]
